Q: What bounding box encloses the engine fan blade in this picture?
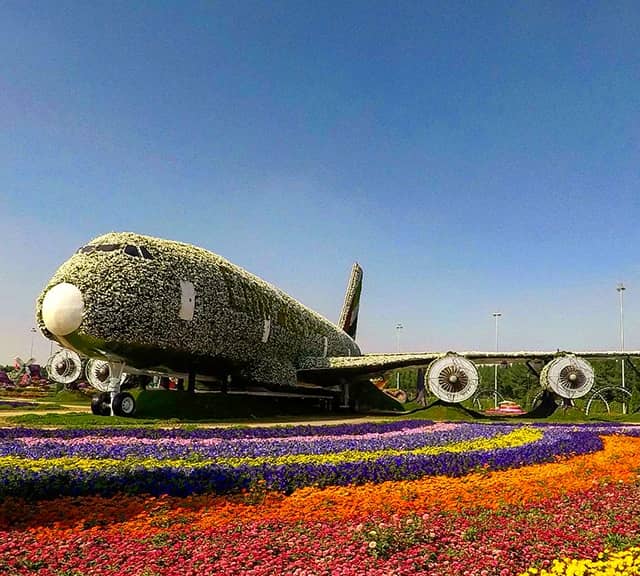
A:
[47,350,82,384]
[85,359,113,392]
[427,356,479,403]
[540,355,594,399]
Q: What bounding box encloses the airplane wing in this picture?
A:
[300,349,640,375]
[298,350,640,398]
[298,352,443,381]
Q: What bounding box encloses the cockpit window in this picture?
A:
[76,243,153,260]
[77,243,121,254]
[123,245,141,258]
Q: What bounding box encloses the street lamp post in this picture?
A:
[617,283,626,414]
[395,323,403,388]
[493,313,502,408]
[29,328,36,359]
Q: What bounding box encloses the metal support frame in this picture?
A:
[340,379,350,408]
[107,362,126,416]
[585,386,633,416]
[525,360,543,378]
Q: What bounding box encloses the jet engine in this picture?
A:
[46,349,82,385]
[85,358,112,392]
[540,355,594,399]
[427,355,479,403]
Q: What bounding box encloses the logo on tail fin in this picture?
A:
[339,262,363,339]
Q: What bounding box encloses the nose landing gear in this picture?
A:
[88,360,136,417]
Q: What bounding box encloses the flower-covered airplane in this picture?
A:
[36,232,639,416]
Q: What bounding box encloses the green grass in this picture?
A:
[2,409,377,428]
[398,401,477,421]
[4,412,165,427]
[0,403,61,411]
[52,390,93,405]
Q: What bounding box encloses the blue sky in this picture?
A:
[2,1,639,364]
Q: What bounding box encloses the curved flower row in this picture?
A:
[0,400,38,409]
[0,424,602,500]
[0,422,511,460]
[0,419,431,439]
[520,547,640,576]
[2,434,640,576]
[4,421,630,462]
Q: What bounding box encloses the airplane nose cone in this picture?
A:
[42,283,84,336]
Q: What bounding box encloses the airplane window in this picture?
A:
[139,246,154,260]
[78,244,121,254]
[124,245,141,258]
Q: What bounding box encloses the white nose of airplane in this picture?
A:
[42,283,84,336]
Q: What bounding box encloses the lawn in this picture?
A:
[1,420,640,575]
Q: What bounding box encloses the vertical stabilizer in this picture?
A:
[338,262,363,339]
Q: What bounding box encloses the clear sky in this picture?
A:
[2,1,639,365]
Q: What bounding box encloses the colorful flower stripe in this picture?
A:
[0,400,38,409]
[0,422,507,459]
[0,426,603,500]
[0,426,539,467]
[177,434,640,530]
[0,419,432,440]
[520,547,640,576]
[2,434,640,575]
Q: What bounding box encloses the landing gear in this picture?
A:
[87,361,133,417]
[91,392,111,416]
[112,392,136,416]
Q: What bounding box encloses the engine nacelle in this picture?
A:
[540,355,594,399]
[85,358,113,392]
[46,349,82,384]
[426,355,479,403]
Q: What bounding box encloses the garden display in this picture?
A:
[1,420,640,575]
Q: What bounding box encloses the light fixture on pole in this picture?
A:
[30,327,36,359]
[493,313,502,408]
[617,282,626,413]
[395,323,403,388]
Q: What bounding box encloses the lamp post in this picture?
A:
[617,283,626,414]
[493,313,501,408]
[29,328,36,359]
[395,323,403,388]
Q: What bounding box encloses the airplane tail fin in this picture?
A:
[338,262,363,340]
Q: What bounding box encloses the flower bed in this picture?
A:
[0,400,39,410]
[0,422,603,499]
[1,422,640,575]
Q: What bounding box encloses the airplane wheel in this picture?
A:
[112,392,136,417]
[91,392,111,416]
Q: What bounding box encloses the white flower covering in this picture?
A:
[36,232,361,387]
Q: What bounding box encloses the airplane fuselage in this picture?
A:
[37,232,361,386]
